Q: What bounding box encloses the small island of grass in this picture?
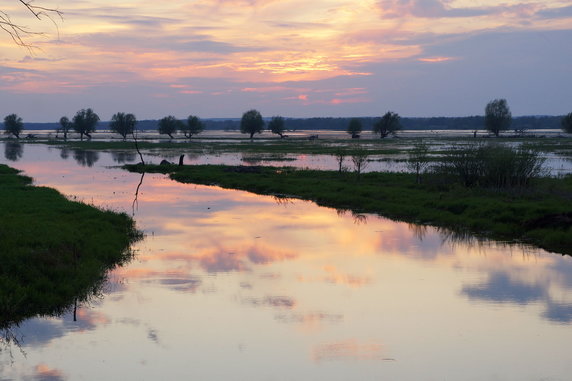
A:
[126,163,572,255]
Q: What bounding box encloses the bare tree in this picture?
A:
[351,146,369,179]
[407,142,431,184]
[1,1,63,49]
[334,148,347,173]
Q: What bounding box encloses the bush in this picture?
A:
[438,144,546,188]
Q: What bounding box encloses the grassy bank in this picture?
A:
[126,163,572,255]
[0,165,141,329]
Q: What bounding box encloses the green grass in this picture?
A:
[0,164,142,329]
[126,163,572,255]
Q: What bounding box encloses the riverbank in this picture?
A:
[0,164,141,329]
[126,163,572,255]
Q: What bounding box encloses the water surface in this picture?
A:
[1,143,572,380]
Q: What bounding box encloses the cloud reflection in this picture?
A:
[33,364,66,381]
[312,339,387,363]
[242,296,296,309]
[462,271,545,305]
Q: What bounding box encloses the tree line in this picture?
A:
[4,101,572,140]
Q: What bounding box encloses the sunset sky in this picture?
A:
[1,0,571,121]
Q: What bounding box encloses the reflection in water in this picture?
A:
[241,152,262,165]
[72,149,99,167]
[463,271,545,304]
[462,270,572,324]
[336,208,368,225]
[132,171,145,215]
[59,147,70,160]
[111,151,137,164]
[1,144,572,380]
[312,339,387,363]
[3,141,23,162]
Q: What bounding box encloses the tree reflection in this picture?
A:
[111,151,137,164]
[273,195,293,205]
[59,147,70,160]
[335,208,368,225]
[241,153,262,165]
[72,149,99,167]
[408,223,429,241]
[4,141,23,162]
[132,171,145,215]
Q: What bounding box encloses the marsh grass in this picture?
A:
[126,163,572,255]
[0,165,141,331]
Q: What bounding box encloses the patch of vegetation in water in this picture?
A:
[0,164,142,331]
[125,163,572,255]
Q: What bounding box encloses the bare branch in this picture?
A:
[1,1,63,50]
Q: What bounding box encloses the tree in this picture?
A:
[1,1,63,49]
[407,142,431,184]
[110,112,137,140]
[346,118,362,138]
[3,113,23,139]
[58,116,72,141]
[561,112,572,134]
[240,109,264,139]
[72,108,99,140]
[334,148,347,173]
[351,146,369,179]
[181,115,204,139]
[269,116,285,138]
[158,115,182,139]
[485,99,512,137]
[373,111,401,138]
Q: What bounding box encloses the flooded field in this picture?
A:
[1,143,572,380]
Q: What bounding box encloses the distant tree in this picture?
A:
[3,114,23,139]
[110,112,137,140]
[240,109,264,139]
[334,148,347,173]
[158,116,182,139]
[351,146,369,179]
[484,99,512,137]
[373,111,401,138]
[269,116,286,138]
[58,116,72,141]
[346,118,362,138]
[181,115,204,139]
[561,112,572,134]
[72,108,99,140]
[407,142,431,184]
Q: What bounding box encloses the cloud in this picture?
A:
[538,5,572,19]
[377,0,491,18]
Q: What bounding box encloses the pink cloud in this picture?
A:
[418,56,456,63]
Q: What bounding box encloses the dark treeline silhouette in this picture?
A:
[22,115,564,132]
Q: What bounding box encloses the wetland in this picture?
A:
[1,132,572,380]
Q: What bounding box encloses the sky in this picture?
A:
[1,0,571,122]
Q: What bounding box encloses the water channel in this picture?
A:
[1,142,572,380]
